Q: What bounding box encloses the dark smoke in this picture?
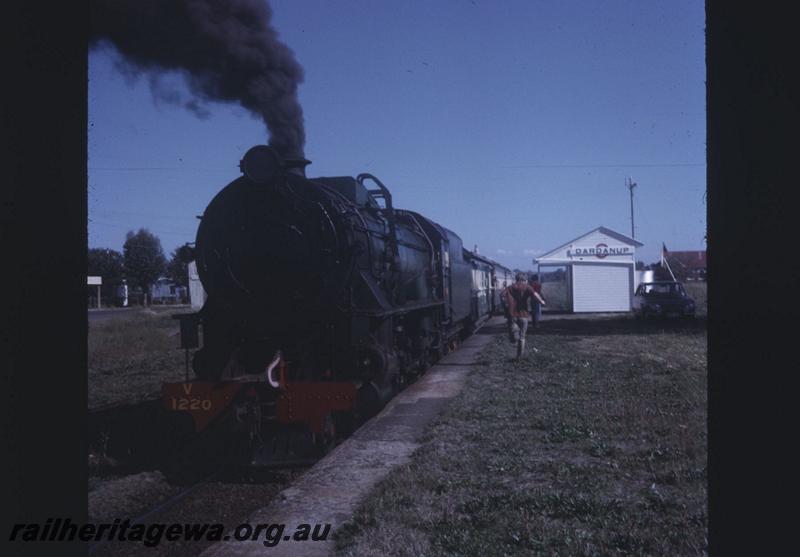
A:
[146,74,212,119]
[90,0,305,158]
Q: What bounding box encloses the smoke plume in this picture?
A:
[89,0,305,158]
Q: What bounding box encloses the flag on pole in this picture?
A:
[661,243,676,280]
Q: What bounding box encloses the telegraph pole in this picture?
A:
[627,177,637,239]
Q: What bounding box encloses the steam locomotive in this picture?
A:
[161,146,511,475]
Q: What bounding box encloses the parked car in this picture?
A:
[633,281,696,319]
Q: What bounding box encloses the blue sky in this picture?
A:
[89,0,706,271]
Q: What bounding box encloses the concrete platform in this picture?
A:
[201,316,502,557]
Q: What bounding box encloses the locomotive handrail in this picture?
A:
[404,211,436,269]
[357,174,403,303]
[356,173,392,207]
[357,173,399,259]
[349,224,428,252]
[344,299,444,317]
[315,201,340,257]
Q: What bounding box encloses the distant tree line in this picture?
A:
[88,228,189,305]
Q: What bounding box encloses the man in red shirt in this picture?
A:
[503,273,546,360]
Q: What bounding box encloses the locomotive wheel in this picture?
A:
[159,411,238,485]
[161,429,216,485]
[312,413,337,456]
[355,382,383,424]
[158,410,200,484]
[252,425,325,464]
[332,410,355,439]
[251,430,290,465]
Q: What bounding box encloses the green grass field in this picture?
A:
[335,317,707,556]
[88,310,191,409]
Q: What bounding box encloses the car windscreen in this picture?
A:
[641,283,685,296]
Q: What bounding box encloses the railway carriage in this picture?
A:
[491,264,514,313]
[464,251,495,326]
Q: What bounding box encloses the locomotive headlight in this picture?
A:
[239,145,281,185]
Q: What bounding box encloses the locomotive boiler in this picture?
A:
[162,145,508,473]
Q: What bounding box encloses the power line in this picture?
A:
[89,166,234,172]
[88,163,706,171]
[91,209,200,220]
[502,163,705,169]
[89,220,195,237]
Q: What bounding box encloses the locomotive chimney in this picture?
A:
[282,157,311,178]
[239,145,310,183]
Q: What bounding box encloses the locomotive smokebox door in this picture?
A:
[173,313,200,349]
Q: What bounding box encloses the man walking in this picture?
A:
[529,274,545,328]
[503,273,546,360]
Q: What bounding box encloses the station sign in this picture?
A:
[568,243,632,259]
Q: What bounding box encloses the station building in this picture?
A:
[188,260,207,310]
[534,226,643,313]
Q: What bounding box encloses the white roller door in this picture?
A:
[572,264,631,312]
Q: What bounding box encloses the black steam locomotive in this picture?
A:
[162,146,511,472]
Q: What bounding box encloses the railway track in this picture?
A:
[88,400,319,555]
[88,399,167,471]
[89,397,325,480]
[88,459,308,557]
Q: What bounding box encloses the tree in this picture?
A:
[123,228,166,304]
[166,246,191,288]
[88,248,126,305]
[649,261,673,281]
[88,248,125,284]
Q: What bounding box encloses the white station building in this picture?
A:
[188,260,208,310]
[535,226,644,313]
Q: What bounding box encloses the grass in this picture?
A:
[334,316,707,556]
[88,309,192,409]
[683,282,707,316]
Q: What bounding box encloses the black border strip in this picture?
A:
[2,3,88,556]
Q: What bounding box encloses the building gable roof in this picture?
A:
[535,226,643,261]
